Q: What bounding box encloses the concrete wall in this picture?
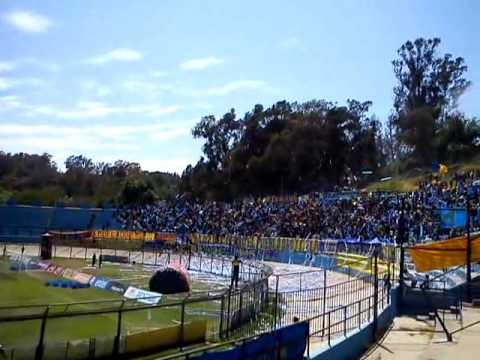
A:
[311,287,398,360]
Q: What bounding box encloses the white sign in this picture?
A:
[124,286,162,305]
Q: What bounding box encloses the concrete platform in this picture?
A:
[362,306,480,360]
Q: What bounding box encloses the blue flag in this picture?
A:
[438,209,467,229]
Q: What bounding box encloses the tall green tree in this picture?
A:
[392,37,471,165]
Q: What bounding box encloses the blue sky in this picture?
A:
[0,0,479,173]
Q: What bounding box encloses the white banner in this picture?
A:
[124,286,162,305]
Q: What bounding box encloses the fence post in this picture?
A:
[226,288,232,337]
[238,290,244,327]
[84,246,87,260]
[35,306,49,360]
[368,297,371,320]
[219,293,225,339]
[273,275,279,329]
[113,300,125,356]
[321,269,327,337]
[180,299,186,350]
[69,246,72,259]
[64,341,70,360]
[344,306,347,337]
[358,300,361,329]
[373,253,379,338]
[327,312,331,346]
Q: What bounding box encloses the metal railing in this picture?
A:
[0,236,396,359]
[1,243,274,359]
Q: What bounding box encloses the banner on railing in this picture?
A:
[124,320,207,354]
[105,280,128,294]
[155,232,177,243]
[193,321,308,360]
[93,230,155,241]
[124,286,162,304]
[89,276,109,289]
[409,233,480,272]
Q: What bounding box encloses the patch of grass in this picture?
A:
[364,176,422,192]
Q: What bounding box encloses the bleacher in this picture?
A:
[49,208,93,230]
[90,208,123,230]
[0,205,122,242]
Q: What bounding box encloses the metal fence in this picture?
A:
[1,243,274,360]
[152,257,392,359]
[0,292,225,360]
[1,235,395,359]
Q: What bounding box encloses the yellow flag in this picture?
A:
[439,164,448,175]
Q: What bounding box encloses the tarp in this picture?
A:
[409,233,480,272]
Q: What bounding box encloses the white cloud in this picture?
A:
[180,56,225,71]
[0,121,192,157]
[78,80,112,97]
[150,71,168,78]
[87,48,143,65]
[280,36,300,49]
[205,80,267,96]
[0,120,195,173]
[3,11,52,33]
[140,158,192,174]
[0,62,15,73]
[0,77,47,90]
[25,101,179,119]
[0,121,193,140]
[0,95,22,110]
[121,80,174,98]
[19,58,60,72]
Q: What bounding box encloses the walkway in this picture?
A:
[362,305,480,360]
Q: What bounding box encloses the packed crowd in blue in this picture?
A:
[116,171,480,243]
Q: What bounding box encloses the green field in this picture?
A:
[0,257,224,359]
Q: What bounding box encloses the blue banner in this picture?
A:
[438,209,467,229]
[193,322,308,360]
[106,280,127,294]
[91,276,109,289]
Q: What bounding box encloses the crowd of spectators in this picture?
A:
[116,171,480,243]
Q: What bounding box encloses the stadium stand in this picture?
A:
[49,207,94,230]
[0,205,122,242]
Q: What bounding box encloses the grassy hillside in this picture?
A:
[365,158,480,192]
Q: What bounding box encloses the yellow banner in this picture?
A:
[409,233,480,272]
[124,320,206,353]
[93,230,155,241]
